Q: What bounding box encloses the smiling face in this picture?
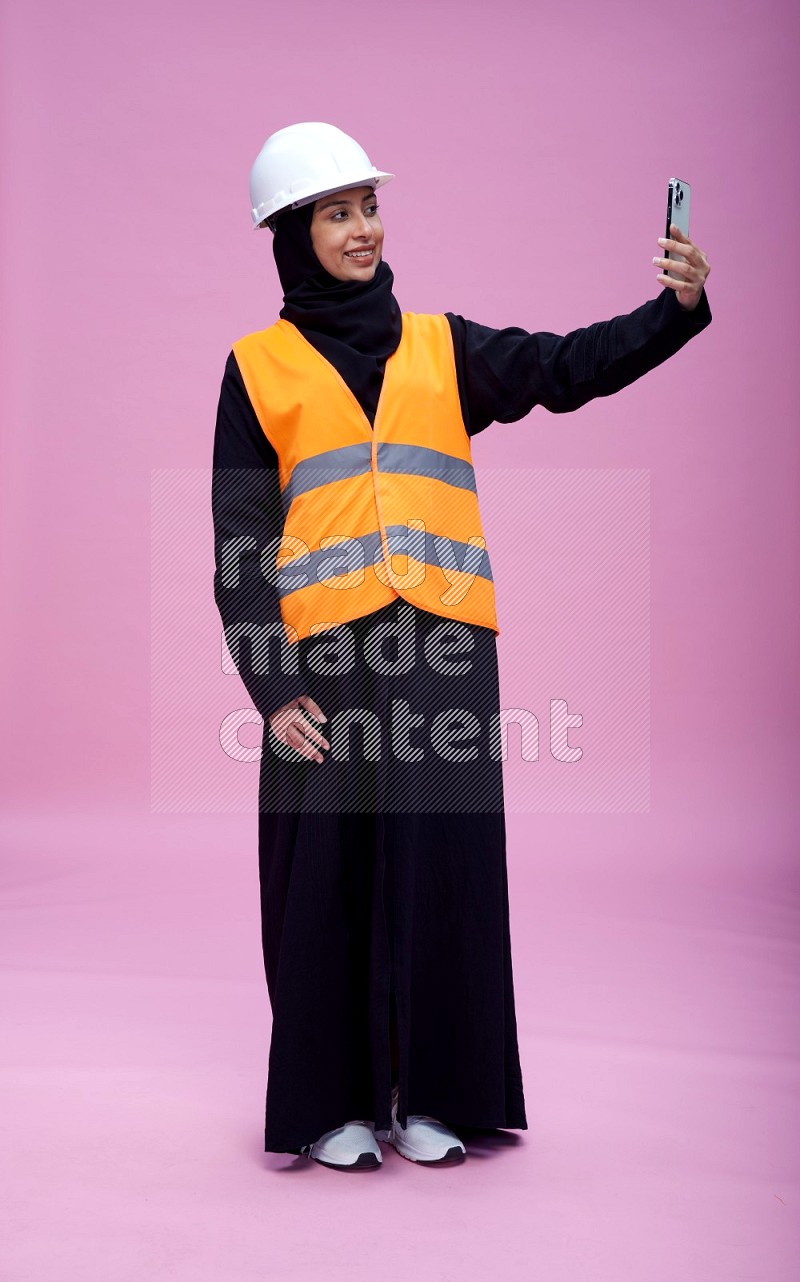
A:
[309,185,384,281]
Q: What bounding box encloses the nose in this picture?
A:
[353,210,373,239]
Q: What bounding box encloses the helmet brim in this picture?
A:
[253,170,394,230]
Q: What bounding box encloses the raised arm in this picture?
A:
[446,225,713,436]
[447,284,712,435]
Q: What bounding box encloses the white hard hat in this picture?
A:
[249,122,394,230]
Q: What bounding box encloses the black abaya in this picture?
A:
[257,600,525,1153]
[212,283,713,1154]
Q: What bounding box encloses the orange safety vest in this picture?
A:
[232,311,499,644]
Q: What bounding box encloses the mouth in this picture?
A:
[344,247,376,264]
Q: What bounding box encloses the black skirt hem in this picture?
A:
[265,1115,529,1155]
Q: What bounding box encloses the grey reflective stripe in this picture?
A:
[276,525,492,599]
[282,441,477,513]
[282,443,373,514]
[276,531,385,599]
[376,442,477,494]
[386,525,493,583]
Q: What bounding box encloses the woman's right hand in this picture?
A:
[268,694,329,764]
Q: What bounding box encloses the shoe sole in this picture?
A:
[310,1151,382,1171]
[386,1140,466,1166]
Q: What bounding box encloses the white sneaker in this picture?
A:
[302,1120,383,1171]
[386,1091,466,1165]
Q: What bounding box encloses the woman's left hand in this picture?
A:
[653,223,711,312]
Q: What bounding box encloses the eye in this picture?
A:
[331,209,348,221]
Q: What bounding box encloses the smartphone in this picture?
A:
[665,178,691,279]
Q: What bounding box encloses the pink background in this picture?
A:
[2,0,799,1277]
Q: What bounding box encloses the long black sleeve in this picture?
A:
[446,284,713,436]
[212,351,303,721]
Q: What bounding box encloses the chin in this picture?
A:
[343,267,377,283]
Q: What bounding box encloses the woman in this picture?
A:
[212,122,712,1172]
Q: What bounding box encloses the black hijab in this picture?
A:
[272,200,402,426]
